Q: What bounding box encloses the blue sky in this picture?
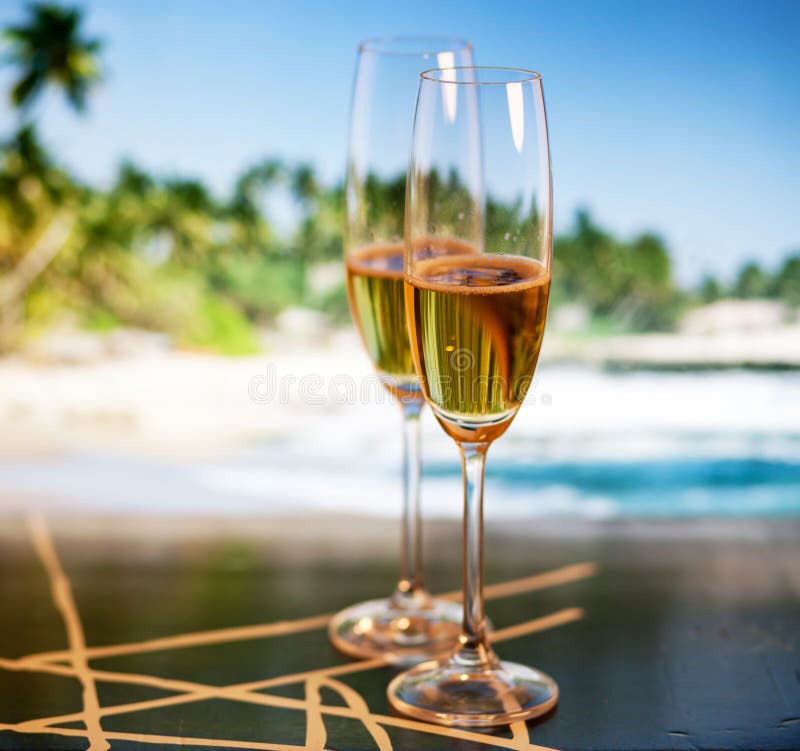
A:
[0,0,798,285]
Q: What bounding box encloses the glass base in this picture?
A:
[387,655,558,727]
[328,593,462,664]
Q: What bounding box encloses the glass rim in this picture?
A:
[420,66,542,85]
[358,35,473,57]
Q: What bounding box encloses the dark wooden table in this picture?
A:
[0,514,798,751]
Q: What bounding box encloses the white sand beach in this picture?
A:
[2,321,800,458]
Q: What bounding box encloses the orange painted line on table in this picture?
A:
[250,655,391,691]
[0,723,332,751]
[21,613,333,666]
[470,562,597,601]
[1,718,558,751]
[26,515,109,751]
[316,675,394,751]
[490,607,585,642]
[303,675,327,751]
[4,660,382,751]
[2,605,585,707]
[13,659,393,730]
[510,720,533,744]
[295,706,559,751]
[16,693,554,751]
[0,654,205,693]
[19,561,597,667]
[26,608,583,723]
[6,649,550,746]
[11,608,580,751]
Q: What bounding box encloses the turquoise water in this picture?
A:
[1,451,797,519]
[426,456,800,517]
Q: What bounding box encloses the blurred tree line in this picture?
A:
[698,259,800,307]
[1,4,798,354]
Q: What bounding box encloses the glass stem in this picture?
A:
[454,441,498,669]
[392,399,425,606]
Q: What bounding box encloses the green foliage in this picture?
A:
[699,275,723,303]
[179,294,259,355]
[314,283,351,325]
[3,2,102,113]
[83,306,119,331]
[0,125,77,265]
[22,281,73,331]
[696,257,800,307]
[553,211,683,331]
[734,262,770,299]
[773,254,800,307]
[209,254,304,321]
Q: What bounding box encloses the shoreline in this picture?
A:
[2,507,798,544]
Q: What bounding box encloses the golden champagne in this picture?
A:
[406,251,550,442]
[346,243,419,398]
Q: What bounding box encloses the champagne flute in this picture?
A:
[329,37,474,663]
[388,66,556,726]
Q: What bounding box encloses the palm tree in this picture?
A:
[3,2,103,114]
[0,4,103,348]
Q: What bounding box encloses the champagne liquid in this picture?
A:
[406,251,550,442]
[346,244,419,397]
